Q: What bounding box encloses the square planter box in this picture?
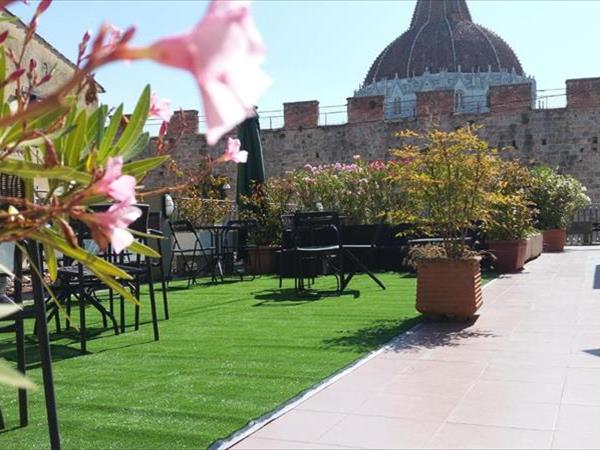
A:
[416,258,483,319]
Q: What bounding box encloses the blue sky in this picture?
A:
[10,1,600,121]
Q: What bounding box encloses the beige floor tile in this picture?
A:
[319,414,441,449]
[356,392,457,421]
[565,367,600,385]
[402,359,487,379]
[252,410,345,442]
[556,404,600,431]
[463,379,564,404]
[448,401,559,430]
[232,437,358,449]
[482,363,566,384]
[428,423,553,449]
[382,373,476,399]
[552,430,600,449]
[562,382,600,406]
[295,386,374,414]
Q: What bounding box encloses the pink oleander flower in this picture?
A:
[83,203,142,254]
[126,0,270,146]
[93,156,137,205]
[149,92,174,123]
[219,137,247,163]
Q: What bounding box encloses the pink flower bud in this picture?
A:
[7,68,25,82]
[35,0,52,15]
[0,31,8,45]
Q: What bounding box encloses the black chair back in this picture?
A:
[292,211,341,248]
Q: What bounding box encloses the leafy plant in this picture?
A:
[239,177,295,246]
[529,166,590,229]
[389,126,499,259]
[485,161,537,241]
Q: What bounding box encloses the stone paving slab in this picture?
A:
[231,248,600,449]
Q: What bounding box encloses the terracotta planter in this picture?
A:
[416,258,483,319]
[525,233,543,261]
[542,229,567,252]
[487,239,527,273]
[247,246,278,274]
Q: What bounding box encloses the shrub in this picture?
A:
[529,166,590,229]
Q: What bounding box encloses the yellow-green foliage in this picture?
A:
[390,126,500,259]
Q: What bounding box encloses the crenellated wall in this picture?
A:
[142,76,600,201]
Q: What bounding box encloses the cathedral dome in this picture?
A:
[364,0,523,84]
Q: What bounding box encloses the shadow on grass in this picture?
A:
[252,288,361,306]
[321,317,422,352]
[0,338,82,370]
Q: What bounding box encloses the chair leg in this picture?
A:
[28,242,61,450]
[108,289,114,316]
[158,257,169,320]
[0,405,4,430]
[146,259,160,341]
[119,294,125,334]
[134,279,141,331]
[78,294,86,354]
[65,293,71,330]
[16,318,28,427]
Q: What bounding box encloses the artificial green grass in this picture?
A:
[0,273,420,449]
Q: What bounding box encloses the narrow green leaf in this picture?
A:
[44,244,58,281]
[112,85,150,159]
[65,110,88,167]
[120,131,149,162]
[0,360,36,390]
[128,240,160,258]
[98,104,124,163]
[94,271,140,306]
[122,155,169,181]
[86,104,107,150]
[0,158,91,184]
[31,230,132,281]
[0,48,6,117]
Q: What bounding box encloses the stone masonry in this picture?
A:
[142,76,600,201]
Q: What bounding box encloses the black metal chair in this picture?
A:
[167,219,215,286]
[291,211,344,294]
[0,174,60,449]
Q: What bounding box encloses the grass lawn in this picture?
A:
[0,273,421,449]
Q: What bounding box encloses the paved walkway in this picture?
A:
[231,248,600,449]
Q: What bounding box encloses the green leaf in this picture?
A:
[1,107,68,146]
[0,158,91,184]
[31,230,132,281]
[120,131,149,161]
[44,244,58,281]
[122,156,169,181]
[128,240,160,258]
[65,110,88,167]
[86,104,107,150]
[112,85,150,159]
[0,359,36,390]
[94,271,140,306]
[0,48,6,118]
[98,104,123,163]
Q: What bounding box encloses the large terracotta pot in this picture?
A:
[416,257,483,319]
[487,239,527,273]
[525,233,543,261]
[542,229,567,252]
[247,246,278,274]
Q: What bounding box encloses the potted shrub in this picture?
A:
[529,166,590,252]
[484,161,537,273]
[239,177,295,274]
[390,126,499,319]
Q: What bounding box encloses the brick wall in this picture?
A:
[489,83,532,113]
[416,90,454,116]
[567,77,600,109]
[347,95,384,123]
[167,110,199,137]
[283,101,319,130]
[142,76,600,202]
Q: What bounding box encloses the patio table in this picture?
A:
[195,224,245,281]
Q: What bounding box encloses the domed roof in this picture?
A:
[364,0,524,84]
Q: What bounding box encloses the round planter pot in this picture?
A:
[487,239,527,273]
[416,257,483,320]
[542,229,567,253]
